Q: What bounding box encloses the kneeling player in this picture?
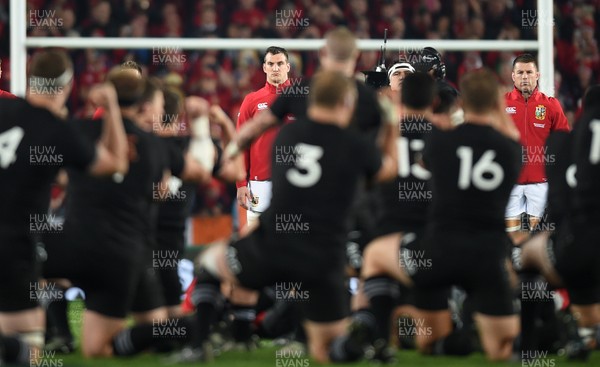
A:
[386,69,522,361]
[181,71,398,363]
[361,72,455,361]
[0,50,128,365]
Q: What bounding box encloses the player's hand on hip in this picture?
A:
[236,186,253,210]
[217,154,245,183]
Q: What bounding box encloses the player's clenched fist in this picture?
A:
[88,83,118,108]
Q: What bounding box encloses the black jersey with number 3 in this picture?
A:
[260,119,381,244]
[0,98,95,235]
[423,123,521,233]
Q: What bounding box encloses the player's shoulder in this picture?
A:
[536,90,561,105]
[504,88,519,100]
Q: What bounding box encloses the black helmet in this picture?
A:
[414,47,446,80]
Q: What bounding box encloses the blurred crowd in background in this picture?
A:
[0,0,598,123]
[0,0,598,222]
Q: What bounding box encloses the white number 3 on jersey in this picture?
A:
[0,127,24,169]
[286,143,323,188]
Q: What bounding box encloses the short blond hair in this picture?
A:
[308,70,356,109]
[460,68,499,114]
[324,27,357,62]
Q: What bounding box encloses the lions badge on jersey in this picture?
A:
[251,195,259,208]
[535,105,546,120]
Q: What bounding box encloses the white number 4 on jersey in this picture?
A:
[0,127,24,169]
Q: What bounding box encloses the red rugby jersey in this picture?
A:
[236,80,291,188]
[505,87,570,184]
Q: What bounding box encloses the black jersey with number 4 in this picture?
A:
[0,98,95,235]
[423,123,521,233]
[377,117,433,232]
[260,118,381,244]
[572,108,600,219]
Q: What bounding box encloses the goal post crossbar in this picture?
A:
[10,0,553,97]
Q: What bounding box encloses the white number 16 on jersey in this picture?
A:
[286,143,323,188]
[456,146,504,191]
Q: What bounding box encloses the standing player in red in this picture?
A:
[504,54,570,244]
[0,59,16,98]
[236,46,291,228]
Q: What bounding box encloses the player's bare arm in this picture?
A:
[87,82,129,176]
[209,105,236,147]
[374,95,400,182]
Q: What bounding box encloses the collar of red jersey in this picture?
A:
[265,79,291,93]
[513,85,540,101]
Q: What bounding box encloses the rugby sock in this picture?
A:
[231,304,256,343]
[431,329,473,356]
[112,317,193,356]
[189,269,222,349]
[363,276,400,343]
[45,289,73,341]
[518,274,543,354]
[261,301,295,338]
[329,309,376,362]
[112,324,153,356]
[255,287,276,313]
[2,335,30,364]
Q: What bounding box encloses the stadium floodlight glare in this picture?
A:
[10,0,552,97]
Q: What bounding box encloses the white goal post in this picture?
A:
[10,0,554,97]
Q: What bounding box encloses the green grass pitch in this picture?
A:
[27,300,600,367]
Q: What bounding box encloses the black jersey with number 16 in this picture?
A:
[423,123,521,233]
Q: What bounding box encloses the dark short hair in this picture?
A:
[264,46,289,63]
[163,86,184,123]
[401,72,437,109]
[513,53,538,70]
[108,72,145,107]
[433,80,459,114]
[139,77,163,105]
[29,49,73,80]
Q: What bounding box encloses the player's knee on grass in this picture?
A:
[310,341,330,364]
[426,328,473,356]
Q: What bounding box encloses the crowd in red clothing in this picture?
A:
[0,0,599,124]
